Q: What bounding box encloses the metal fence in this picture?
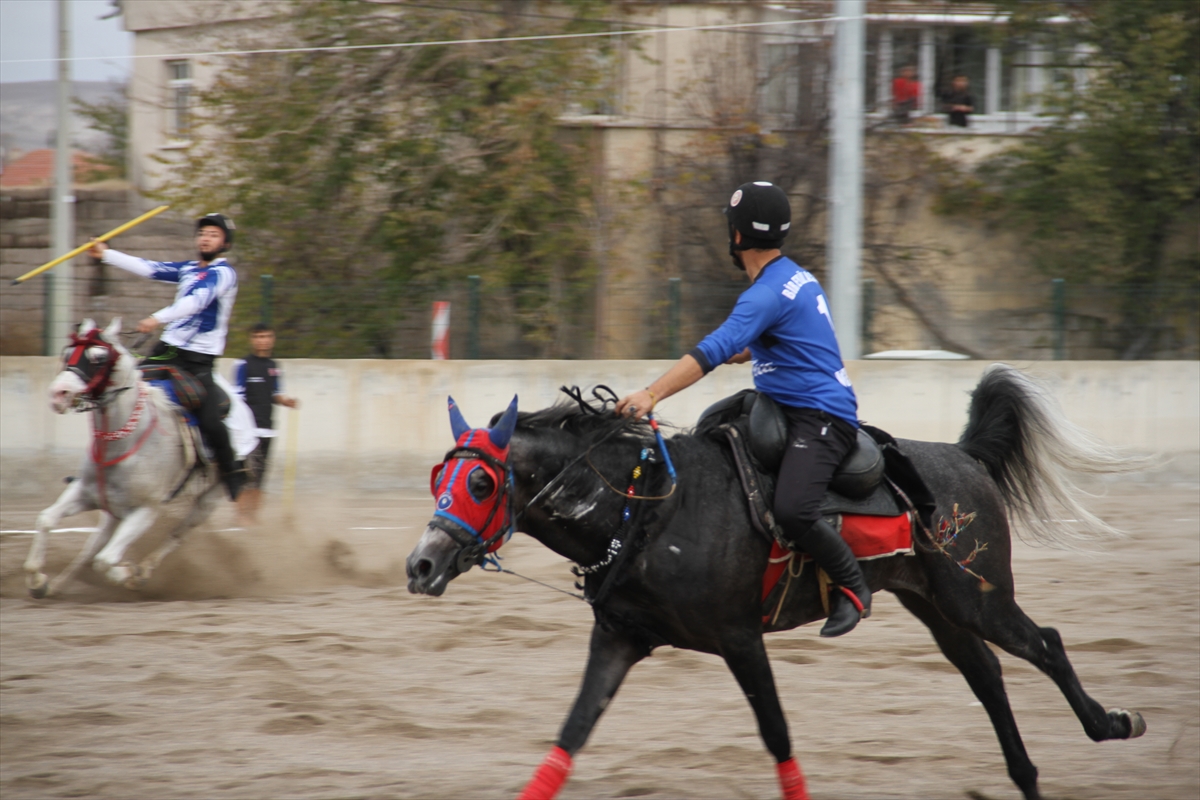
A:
[10,274,1197,361]
[245,275,1198,361]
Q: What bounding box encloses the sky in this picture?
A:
[0,0,133,83]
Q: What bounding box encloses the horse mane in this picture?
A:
[500,402,657,445]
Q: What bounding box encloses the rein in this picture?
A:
[91,382,160,513]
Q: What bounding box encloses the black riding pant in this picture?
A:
[772,406,858,544]
[145,342,236,475]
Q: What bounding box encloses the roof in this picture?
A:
[0,149,116,188]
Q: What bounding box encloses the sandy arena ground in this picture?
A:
[1,457,1198,800]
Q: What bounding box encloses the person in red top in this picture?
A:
[892,65,920,125]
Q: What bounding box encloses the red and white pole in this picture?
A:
[431,301,451,360]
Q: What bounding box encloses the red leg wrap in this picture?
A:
[776,757,810,800]
[516,746,573,800]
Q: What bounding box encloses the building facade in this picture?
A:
[117,1,1137,360]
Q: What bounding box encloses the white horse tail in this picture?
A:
[957,363,1151,547]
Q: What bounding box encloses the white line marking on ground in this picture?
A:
[0,528,98,536]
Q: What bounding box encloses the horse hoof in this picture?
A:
[105,563,134,586]
[123,570,149,591]
[1112,708,1147,738]
[27,575,49,599]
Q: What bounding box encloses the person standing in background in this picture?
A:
[232,323,299,525]
[892,65,921,125]
[943,74,975,128]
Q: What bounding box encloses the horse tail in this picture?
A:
[957,363,1149,547]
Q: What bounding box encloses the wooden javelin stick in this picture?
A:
[10,204,172,285]
[282,407,300,518]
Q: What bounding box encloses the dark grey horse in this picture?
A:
[406,365,1146,800]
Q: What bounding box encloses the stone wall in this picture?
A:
[0,185,194,355]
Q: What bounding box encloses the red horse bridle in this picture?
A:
[427,396,522,574]
[61,328,121,407]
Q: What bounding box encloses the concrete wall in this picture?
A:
[0,186,194,355]
[4,358,1195,493]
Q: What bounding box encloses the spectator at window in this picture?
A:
[943,74,975,128]
[892,65,920,125]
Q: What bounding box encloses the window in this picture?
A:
[935,27,989,116]
[166,59,192,140]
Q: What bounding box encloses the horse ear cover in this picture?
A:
[489,395,519,450]
[448,396,471,441]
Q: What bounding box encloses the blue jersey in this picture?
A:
[689,256,858,425]
[104,249,238,356]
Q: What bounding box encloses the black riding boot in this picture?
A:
[197,402,243,501]
[794,517,872,637]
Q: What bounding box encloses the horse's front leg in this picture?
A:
[516,622,648,800]
[24,478,98,598]
[46,513,118,597]
[92,506,159,587]
[721,630,810,800]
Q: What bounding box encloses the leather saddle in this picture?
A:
[697,389,902,544]
[139,364,230,420]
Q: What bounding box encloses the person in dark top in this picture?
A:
[232,322,298,524]
[943,74,975,128]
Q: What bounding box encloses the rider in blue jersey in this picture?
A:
[89,213,246,501]
[616,182,871,636]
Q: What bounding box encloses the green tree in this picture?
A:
[73,91,127,179]
[158,0,616,357]
[968,0,1200,357]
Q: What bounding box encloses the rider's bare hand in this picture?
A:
[137,317,160,334]
[87,240,108,260]
[615,389,654,420]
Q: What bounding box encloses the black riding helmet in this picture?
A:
[724,181,790,270]
[196,212,236,251]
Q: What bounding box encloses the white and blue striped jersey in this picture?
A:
[103,249,238,356]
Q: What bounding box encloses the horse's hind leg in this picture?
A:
[720,630,810,800]
[24,478,98,598]
[933,585,1145,743]
[127,493,216,589]
[893,589,1041,800]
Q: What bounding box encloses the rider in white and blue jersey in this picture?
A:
[89,213,245,500]
[617,182,871,637]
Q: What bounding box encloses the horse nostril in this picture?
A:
[416,559,432,578]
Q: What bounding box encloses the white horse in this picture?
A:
[24,318,255,598]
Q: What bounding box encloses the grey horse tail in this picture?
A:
[957,363,1149,548]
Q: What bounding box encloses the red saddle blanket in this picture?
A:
[762,512,914,605]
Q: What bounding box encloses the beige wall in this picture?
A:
[123,0,284,192]
[4,358,1195,469]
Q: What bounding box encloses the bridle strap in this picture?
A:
[63,331,121,403]
[433,413,676,576]
[91,383,159,514]
[434,446,516,570]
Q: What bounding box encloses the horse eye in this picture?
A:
[467,468,495,501]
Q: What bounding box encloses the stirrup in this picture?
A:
[820,586,870,638]
[834,584,870,618]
